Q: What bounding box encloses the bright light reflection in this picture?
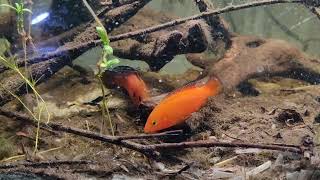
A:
[31,12,49,25]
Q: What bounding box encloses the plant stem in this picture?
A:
[105,94,114,135]
[26,0,37,53]
[81,0,105,30]
[97,68,114,136]
[82,0,115,136]
[0,1,50,154]
[21,31,29,94]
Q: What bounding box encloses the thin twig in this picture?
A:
[214,155,239,167]
[0,108,176,157]
[0,160,94,169]
[109,0,301,42]
[0,108,151,156]
[1,147,62,162]
[142,140,302,153]
[114,130,184,141]
[0,108,181,141]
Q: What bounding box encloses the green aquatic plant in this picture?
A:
[0,1,32,34]
[96,27,120,69]
[0,1,50,153]
[82,0,120,136]
[0,55,50,154]
[1,0,36,80]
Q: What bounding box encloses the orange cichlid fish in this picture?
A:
[144,76,222,133]
[102,66,149,107]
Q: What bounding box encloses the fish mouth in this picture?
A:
[143,126,152,134]
[143,124,156,134]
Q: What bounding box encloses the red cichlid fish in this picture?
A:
[144,76,222,133]
[102,66,149,107]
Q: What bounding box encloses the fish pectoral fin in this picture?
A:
[140,100,157,109]
[140,93,168,108]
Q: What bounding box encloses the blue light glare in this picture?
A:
[31,12,49,25]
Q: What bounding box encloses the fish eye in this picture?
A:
[152,120,157,126]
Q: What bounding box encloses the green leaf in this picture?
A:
[100,58,120,69]
[0,55,15,70]
[99,58,108,68]
[106,58,120,68]
[96,26,109,45]
[15,3,21,12]
[22,8,32,14]
[100,63,107,68]
[0,4,17,11]
[103,45,113,55]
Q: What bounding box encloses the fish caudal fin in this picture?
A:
[195,75,222,97]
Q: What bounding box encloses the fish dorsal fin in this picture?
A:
[163,76,210,98]
[105,65,139,77]
[113,66,146,84]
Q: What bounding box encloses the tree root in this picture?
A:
[209,35,320,92]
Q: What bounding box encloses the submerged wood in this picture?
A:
[142,35,320,108]
[0,0,151,106]
[209,35,320,92]
[114,20,214,71]
[1,0,319,107]
[0,0,304,73]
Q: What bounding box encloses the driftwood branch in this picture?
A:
[141,141,303,154]
[1,0,319,114]
[0,0,310,81]
[110,0,301,42]
[308,6,320,19]
[209,35,320,92]
[193,0,231,49]
[0,0,151,106]
[114,20,214,70]
[0,0,152,73]
[186,0,231,69]
[0,0,305,73]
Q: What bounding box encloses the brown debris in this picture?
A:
[276,109,304,126]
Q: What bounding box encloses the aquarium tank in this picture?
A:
[0,0,319,179]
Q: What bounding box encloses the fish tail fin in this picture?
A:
[205,75,222,96]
